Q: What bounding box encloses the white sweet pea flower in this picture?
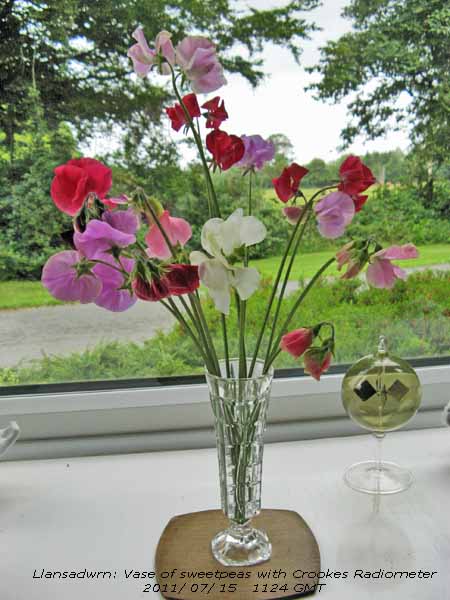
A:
[191,209,265,314]
[201,208,266,257]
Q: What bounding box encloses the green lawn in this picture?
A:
[255,243,450,281]
[0,280,63,310]
[0,243,448,310]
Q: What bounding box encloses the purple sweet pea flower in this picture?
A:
[102,208,140,235]
[93,256,136,312]
[366,244,418,289]
[236,135,275,171]
[41,251,102,303]
[74,219,136,259]
[314,191,355,239]
[175,36,226,93]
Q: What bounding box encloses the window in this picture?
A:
[0,1,448,458]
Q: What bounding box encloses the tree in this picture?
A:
[0,0,320,160]
[308,0,450,194]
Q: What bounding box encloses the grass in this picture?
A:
[0,280,63,310]
[1,271,449,385]
[254,244,450,281]
[0,243,448,310]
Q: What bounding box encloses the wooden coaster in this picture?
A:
[155,509,320,599]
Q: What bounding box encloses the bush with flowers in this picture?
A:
[42,27,419,380]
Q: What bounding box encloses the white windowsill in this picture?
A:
[1,428,449,599]
[0,364,448,460]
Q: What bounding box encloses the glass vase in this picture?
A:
[206,359,273,567]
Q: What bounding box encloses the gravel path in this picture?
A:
[0,264,448,369]
[0,301,174,368]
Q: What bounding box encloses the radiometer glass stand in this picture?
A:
[342,336,422,494]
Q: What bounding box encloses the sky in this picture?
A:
[172,0,410,165]
[86,0,410,164]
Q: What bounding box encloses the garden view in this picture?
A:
[0,0,449,386]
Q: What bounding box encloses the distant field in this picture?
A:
[0,244,448,310]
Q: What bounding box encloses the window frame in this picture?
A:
[0,358,448,461]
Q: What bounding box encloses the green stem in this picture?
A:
[238,300,247,378]
[91,258,127,276]
[221,314,231,377]
[141,193,176,256]
[139,191,220,372]
[264,257,336,371]
[161,299,213,370]
[181,295,217,371]
[170,67,220,218]
[264,207,313,366]
[248,211,303,377]
[192,293,220,374]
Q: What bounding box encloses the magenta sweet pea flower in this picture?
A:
[74,220,136,259]
[102,208,140,235]
[175,36,226,93]
[42,251,101,304]
[145,210,192,260]
[366,244,418,289]
[236,135,275,171]
[314,191,355,239]
[93,256,136,312]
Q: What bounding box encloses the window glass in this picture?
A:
[1,1,449,388]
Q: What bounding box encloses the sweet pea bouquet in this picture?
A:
[42,27,419,380]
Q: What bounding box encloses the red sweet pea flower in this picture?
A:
[280,328,313,358]
[202,96,228,129]
[165,264,200,296]
[50,158,112,216]
[132,274,170,302]
[352,194,368,212]
[303,347,333,381]
[206,129,245,171]
[338,156,376,195]
[272,163,309,203]
[166,93,201,132]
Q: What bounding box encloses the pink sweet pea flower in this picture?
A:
[175,36,226,93]
[74,219,136,259]
[128,27,175,77]
[314,191,355,239]
[145,210,192,260]
[366,244,418,289]
[155,30,176,67]
[41,251,102,303]
[127,27,157,77]
[102,194,129,209]
[102,208,140,235]
[335,242,365,280]
[280,328,313,359]
[93,256,136,312]
[282,206,304,225]
[304,347,333,381]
